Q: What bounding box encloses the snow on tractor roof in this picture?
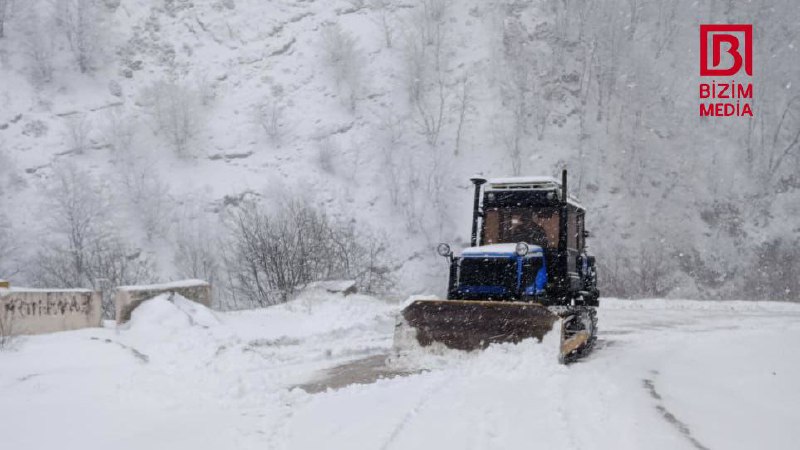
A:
[485,176,584,209]
[461,243,544,257]
[485,176,561,188]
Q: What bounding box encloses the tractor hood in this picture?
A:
[460,243,544,258]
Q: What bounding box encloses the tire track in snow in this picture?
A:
[556,378,582,450]
[379,377,450,450]
[89,337,149,363]
[642,377,710,450]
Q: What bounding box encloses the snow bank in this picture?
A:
[122,294,220,333]
[602,297,800,312]
[3,293,800,450]
[300,280,357,295]
[116,279,210,291]
[115,279,213,324]
[231,290,397,343]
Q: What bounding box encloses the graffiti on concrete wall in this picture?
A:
[3,296,92,318]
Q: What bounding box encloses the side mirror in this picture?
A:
[436,243,453,258]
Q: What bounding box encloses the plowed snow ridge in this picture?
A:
[1,294,799,450]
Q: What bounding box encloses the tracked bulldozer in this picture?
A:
[396,170,599,363]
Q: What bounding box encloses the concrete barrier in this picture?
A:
[0,288,102,336]
[114,279,212,324]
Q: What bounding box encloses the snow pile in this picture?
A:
[233,290,397,342]
[123,294,219,332]
[392,320,563,373]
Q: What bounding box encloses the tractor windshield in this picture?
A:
[483,207,560,249]
[458,257,517,288]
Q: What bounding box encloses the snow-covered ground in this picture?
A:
[2,293,799,450]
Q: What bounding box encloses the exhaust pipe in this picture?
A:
[469,176,487,247]
[558,169,569,296]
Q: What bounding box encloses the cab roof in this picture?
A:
[484,176,584,209]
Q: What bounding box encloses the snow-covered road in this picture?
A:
[1,291,799,450]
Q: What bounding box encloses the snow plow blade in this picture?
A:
[399,299,559,351]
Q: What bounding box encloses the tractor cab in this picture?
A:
[439,171,597,306]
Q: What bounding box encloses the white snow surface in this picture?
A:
[1,286,95,294]
[116,279,211,291]
[486,176,562,186]
[461,243,544,256]
[2,295,800,450]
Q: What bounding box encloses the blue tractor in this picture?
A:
[398,170,598,363]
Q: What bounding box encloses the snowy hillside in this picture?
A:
[2,292,799,449]
[1,0,799,303]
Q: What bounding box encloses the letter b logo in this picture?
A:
[700,24,752,76]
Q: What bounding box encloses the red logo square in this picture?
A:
[700,24,752,76]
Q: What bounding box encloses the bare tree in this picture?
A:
[175,225,221,295]
[58,0,103,73]
[0,310,16,351]
[225,199,394,307]
[30,164,156,317]
[625,0,642,41]
[104,106,136,154]
[765,96,800,180]
[499,26,533,174]
[376,112,405,206]
[403,0,449,147]
[653,1,678,58]
[0,148,11,197]
[452,75,474,156]
[141,80,204,157]
[64,114,91,154]
[417,0,449,46]
[15,1,55,85]
[316,137,339,174]
[0,213,18,279]
[26,28,54,85]
[502,123,523,176]
[746,238,800,301]
[598,240,674,298]
[40,164,111,287]
[119,159,172,241]
[590,6,625,123]
[254,94,286,145]
[320,23,363,112]
[0,0,11,39]
[369,0,395,48]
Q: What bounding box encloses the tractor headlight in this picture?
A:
[436,243,452,257]
[515,242,529,256]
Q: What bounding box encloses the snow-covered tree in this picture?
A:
[321,23,363,112]
[141,80,205,158]
[0,0,11,39]
[58,0,104,73]
[30,164,156,317]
